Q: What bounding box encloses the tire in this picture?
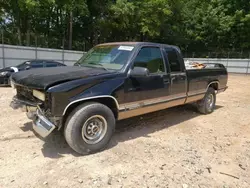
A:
[196,87,216,114]
[64,102,116,155]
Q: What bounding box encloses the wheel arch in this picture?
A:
[207,81,220,92]
[62,96,119,127]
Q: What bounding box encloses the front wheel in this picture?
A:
[196,87,216,114]
[64,102,116,155]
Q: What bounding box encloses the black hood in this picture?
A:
[11,66,109,90]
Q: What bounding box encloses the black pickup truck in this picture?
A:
[10,42,228,154]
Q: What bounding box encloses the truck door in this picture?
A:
[123,46,171,107]
[163,47,187,101]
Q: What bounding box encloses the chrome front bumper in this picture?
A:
[33,109,56,138]
[10,97,56,138]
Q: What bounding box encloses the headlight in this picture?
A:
[0,71,8,76]
[33,90,45,101]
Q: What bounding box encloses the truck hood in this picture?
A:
[11,66,109,90]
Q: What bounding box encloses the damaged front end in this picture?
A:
[10,95,38,120]
[33,107,56,137]
[10,83,58,137]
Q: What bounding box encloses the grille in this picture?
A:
[15,85,50,113]
[16,85,37,102]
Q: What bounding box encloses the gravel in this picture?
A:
[0,74,250,188]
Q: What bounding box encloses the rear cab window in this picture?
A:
[164,47,183,73]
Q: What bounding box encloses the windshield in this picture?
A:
[75,45,135,71]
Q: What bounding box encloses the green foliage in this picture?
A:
[137,0,172,37]
[0,0,249,51]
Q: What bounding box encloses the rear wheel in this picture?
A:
[64,102,115,155]
[197,87,216,114]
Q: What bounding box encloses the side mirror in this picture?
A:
[130,67,149,77]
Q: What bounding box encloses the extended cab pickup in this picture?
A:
[10,42,228,154]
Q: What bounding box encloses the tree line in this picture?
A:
[0,0,249,53]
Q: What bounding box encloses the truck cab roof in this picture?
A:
[97,42,181,52]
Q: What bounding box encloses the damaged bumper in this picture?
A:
[10,96,38,110]
[33,109,56,138]
[10,97,56,138]
[10,96,38,119]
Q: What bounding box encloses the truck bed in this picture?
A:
[186,64,228,97]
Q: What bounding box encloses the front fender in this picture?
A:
[49,78,125,116]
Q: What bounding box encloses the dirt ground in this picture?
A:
[0,74,250,188]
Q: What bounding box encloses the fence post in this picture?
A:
[35,35,38,59]
[226,52,229,69]
[62,36,65,64]
[1,30,5,68]
[63,49,65,64]
[247,52,250,74]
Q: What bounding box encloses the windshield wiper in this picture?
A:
[87,62,109,71]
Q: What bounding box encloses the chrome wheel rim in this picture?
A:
[206,94,214,111]
[82,115,107,144]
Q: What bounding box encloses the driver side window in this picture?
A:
[133,47,165,74]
